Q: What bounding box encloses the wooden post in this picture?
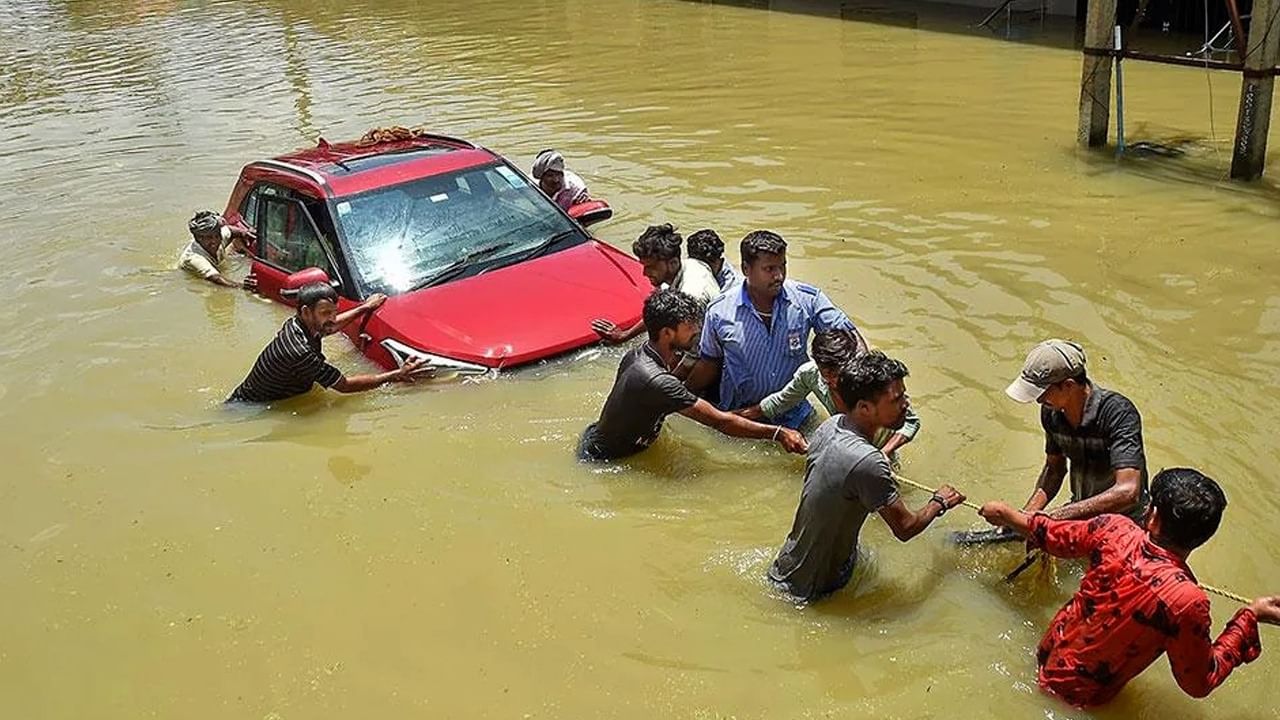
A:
[1230,0,1280,179]
[1078,0,1118,147]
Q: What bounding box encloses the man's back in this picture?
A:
[229,317,342,403]
[1030,514,1261,706]
[580,344,697,460]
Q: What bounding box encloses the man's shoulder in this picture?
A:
[1094,386,1141,418]
[704,286,739,317]
[784,280,825,300]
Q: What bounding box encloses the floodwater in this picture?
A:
[2,0,1278,717]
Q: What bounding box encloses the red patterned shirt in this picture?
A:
[1028,513,1261,707]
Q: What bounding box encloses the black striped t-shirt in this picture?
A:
[228,317,343,403]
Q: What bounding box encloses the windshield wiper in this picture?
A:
[409,242,515,291]
[517,229,579,264]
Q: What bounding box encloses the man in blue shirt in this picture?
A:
[687,230,855,429]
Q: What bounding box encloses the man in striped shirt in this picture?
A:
[687,230,856,429]
[228,283,423,403]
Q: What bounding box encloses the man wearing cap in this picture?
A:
[179,210,256,288]
[1004,339,1148,521]
[531,149,590,211]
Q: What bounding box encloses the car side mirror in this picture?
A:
[567,200,613,228]
[281,266,340,300]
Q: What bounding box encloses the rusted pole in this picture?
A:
[1078,0,1119,147]
[1230,0,1280,179]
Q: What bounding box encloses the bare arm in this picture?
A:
[679,398,807,454]
[332,357,424,394]
[1048,467,1142,520]
[331,293,387,333]
[1022,454,1068,513]
[877,485,965,542]
[684,357,720,393]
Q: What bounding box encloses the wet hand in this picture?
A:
[394,357,430,383]
[242,274,258,293]
[363,293,388,312]
[737,405,765,421]
[979,501,1016,527]
[777,428,808,454]
[934,484,966,511]
[591,318,625,343]
[1249,596,1280,625]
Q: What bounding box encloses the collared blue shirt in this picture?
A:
[716,262,743,291]
[699,280,854,428]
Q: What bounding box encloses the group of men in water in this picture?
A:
[572,224,1278,708]
[178,164,1277,710]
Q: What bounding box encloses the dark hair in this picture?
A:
[740,230,787,265]
[686,229,725,263]
[297,282,338,309]
[188,210,222,238]
[633,224,683,261]
[1150,468,1227,550]
[643,289,704,341]
[834,350,909,408]
[811,330,858,370]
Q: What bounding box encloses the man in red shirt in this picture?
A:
[978,467,1279,707]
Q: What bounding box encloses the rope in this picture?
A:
[890,473,1251,605]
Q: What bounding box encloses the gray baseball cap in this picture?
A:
[1005,339,1087,403]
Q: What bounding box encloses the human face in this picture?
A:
[860,378,910,430]
[670,320,701,354]
[195,230,222,254]
[539,170,565,195]
[299,298,339,336]
[818,365,840,390]
[1037,379,1077,413]
[743,252,786,299]
[640,256,680,288]
[707,256,724,276]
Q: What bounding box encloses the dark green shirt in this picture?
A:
[1040,384,1149,519]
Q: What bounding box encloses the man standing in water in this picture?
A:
[579,290,807,461]
[590,224,722,343]
[179,210,256,288]
[769,351,965,602]
[1002,339,1148,522]
[687,230,856,429]
[228,283,423,403]
[687,228,742,291]
[978,468,1278,707]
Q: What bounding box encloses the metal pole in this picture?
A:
[1115,25,1126,155]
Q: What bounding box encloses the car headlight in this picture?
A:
[381,338,493,378]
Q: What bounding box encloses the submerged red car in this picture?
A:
[221,130,648,377]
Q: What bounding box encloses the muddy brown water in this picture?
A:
[1,0,1278,717]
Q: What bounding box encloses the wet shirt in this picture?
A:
[228,317,343,403]
[1041,385,1149,518]
[178,226,232,280]
[1028,513,1262,707]
[552,169,590,211]
[699,280,854,429]
[768,416,898,601]
[671,258,722,307]
[580,343,698,460]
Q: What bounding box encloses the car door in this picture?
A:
[252,195,341,305]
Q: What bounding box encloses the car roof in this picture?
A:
[268,131,503,197]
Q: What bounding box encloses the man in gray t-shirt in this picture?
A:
[769,352,965,602]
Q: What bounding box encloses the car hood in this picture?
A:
[367,241,650,368]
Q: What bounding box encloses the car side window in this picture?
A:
[240,183,295,229]
[258,196,335,277]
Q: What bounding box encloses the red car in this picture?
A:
[221,131,648,377]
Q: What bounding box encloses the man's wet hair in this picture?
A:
[296,282,338,309]
[740,230,787,265]
[811,330,858,371]
[633,224,683,261]
[687,229,725,264]
[834,350,909,409]
[1150,467,1227,550]
[188,210,223,239]
[643,289,704,342]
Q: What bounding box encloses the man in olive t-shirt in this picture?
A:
[579,290,807,461]
[769,352,965,602]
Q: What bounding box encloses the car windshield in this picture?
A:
[335,161,585,295]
